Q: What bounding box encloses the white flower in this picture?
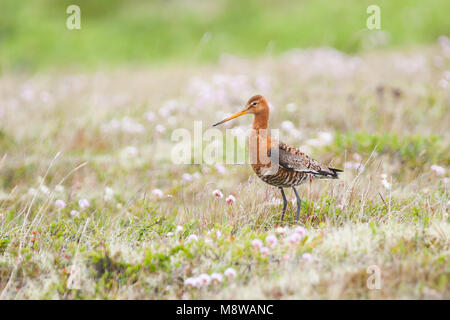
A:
[212,189,224,198]
[104,187,114,201]
[70,210,80,218]
[184,277,196,287]
[155,124,166,134]
[318,131,334,146]
[182,173,193,182]
[302,253,313,261]
[186,234,198,243]
[260,247,270,255]
[176,225,183,233]
[167,232,174,237]
[381,179,391,190]
[281,120,295,131]
[198,273,211,286]
[145,111,156,122]
[265,234,277,247]
[152,189,164,198]
[78,199,90,209]
[431,165,446,176]
[121,117,145,134]
[276,226,287,234]
[55,199,66,209]
[226,195,236,205]
[55,185,65,193]
[224,268,237,279]
[39,185,50,195]
[211,273,223,283]
[251,239,263,249]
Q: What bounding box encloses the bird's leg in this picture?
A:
[279,187,287,223]
[292,187,301,223]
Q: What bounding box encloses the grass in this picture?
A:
[0,43,449,299]
[1,0,449,71]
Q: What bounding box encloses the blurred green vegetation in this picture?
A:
[0,0,449,71]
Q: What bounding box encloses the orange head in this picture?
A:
[213,95,269,127]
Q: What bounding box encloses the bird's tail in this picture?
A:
[316,167,343,179]
[328,167,343,179]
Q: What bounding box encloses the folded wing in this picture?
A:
[269,142,342,179]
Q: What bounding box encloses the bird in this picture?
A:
[213,95,342,223]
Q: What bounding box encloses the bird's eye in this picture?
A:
[251,102,258,106]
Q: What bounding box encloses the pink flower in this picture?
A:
[226,195,236,205]
[198,273,211,286]
[70,210,80,218]
[152,189,164,198]
[251,239,263,249]
[265,234,277,247]
[211,273,223,283]
[282,254,290,261]
[224,268,237,279]
[260,247,270,255]
[286,233,302,244]
[215,163,226,174]
[184,277,197,287]
[294,226,306,237]
[186,234,199,243]
[78,199,90,209]
[212,189,223,198]
[55,199,66,209]
[302,253,313,262]
[431,165,446,176]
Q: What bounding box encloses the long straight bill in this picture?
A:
[212,109,247,127]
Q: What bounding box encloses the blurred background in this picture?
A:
[0,0,449,300]
[1,0,449,72]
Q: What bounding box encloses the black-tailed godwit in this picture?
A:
[213,95,342,223]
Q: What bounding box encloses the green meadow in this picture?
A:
[0,0,448,300]
[1,0,449,70]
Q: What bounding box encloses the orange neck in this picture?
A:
[250,108,272,159]
[252,108,269,130]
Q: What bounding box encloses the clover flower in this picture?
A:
[55,199,66,209]
[226,195,236,205]
[224,268,237,279]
